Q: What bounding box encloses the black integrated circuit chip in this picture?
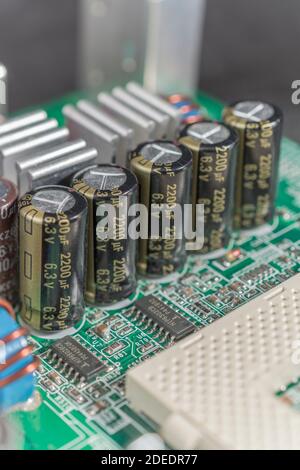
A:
[135,295,195,340]
[50,336,106,382]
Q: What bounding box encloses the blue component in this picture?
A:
[0,307,35,412]
[182,110,204,120]
[173,100,191,109]
[168,98,205,122]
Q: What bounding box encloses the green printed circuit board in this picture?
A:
[8,91,300,450]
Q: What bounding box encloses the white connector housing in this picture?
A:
[126,273,300,449]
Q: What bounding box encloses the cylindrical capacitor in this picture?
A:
[19,185,87,333]
[0,64,7,122]
[130,140,192,277]
[0,178,18,306]
[223,100,283,230]
[179,121,238,254]
[72,164,138,305]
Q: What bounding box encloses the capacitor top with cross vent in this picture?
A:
[130,140,192,277]
[223,100,283,231]
[179,120,238,255]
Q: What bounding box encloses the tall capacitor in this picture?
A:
[179,121,238,255]
[19,186,87,333]
[130,140,192,277]
[0,178,18,306]
[72,164,138,305]
[223,100,283,230]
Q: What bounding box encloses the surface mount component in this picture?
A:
[135,295,195,341]
[127,273,300,450]
[63,105,118,164]
[48,336,107,383]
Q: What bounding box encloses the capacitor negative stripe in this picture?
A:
[0,178,18,307]
[179,121,238,254]
[130,140,192,277]
[19,186,87,333]
[223,100,283,230]
[72,164,138,305]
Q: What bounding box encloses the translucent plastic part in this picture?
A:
[79,0,206,96]
[144,0,206,95]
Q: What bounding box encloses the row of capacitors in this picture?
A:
[0,82,283,336]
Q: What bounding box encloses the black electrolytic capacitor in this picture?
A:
[223,100,283,230]
[19,185,87,333]
[130,140,192,277]
[179,121,238,254]
[72,164,138,305]
[0,178,18,307]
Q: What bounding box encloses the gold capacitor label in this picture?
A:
[19,197,43,330]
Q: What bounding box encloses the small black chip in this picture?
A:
[135,295,195,340]
[50,336,106,382]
